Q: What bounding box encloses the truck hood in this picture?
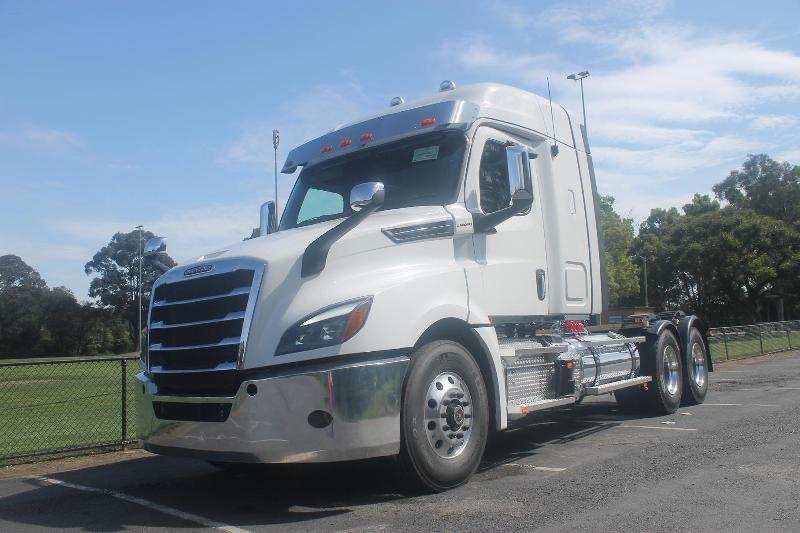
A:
[180,205,454,271]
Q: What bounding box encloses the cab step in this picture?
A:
[584,375,652,395]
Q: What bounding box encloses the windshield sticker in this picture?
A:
[412,146,439,163]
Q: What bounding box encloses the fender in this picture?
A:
[645,318,680,341]
[678,315,713,373]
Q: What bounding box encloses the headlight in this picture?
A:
[276,297,372,355]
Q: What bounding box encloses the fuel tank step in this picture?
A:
[584,375,652,395]
[507,395,576,415]
[498,338,569,363]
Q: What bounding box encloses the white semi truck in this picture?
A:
[136,82,712,491]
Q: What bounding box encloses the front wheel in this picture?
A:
[399,340,489,492]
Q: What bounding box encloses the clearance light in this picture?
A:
[359,132,373,142]
[340,139,353,148]
[321,145,333,154]
[420,117,436,127]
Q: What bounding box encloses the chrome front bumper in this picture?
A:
[136,355,409,463]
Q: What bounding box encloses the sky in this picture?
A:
[2,0,799,300]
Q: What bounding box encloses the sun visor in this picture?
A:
[282,100,479,173]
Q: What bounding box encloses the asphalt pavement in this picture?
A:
[1,351,799,532]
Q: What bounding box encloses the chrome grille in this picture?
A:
[147,260,263,374]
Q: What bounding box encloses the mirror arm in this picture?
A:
[147,257,172,274]
[472,193,533,233]
[301,202,381,278]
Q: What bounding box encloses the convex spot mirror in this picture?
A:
[143,236,167,257]
[350,182,385,212]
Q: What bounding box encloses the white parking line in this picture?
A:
[33,476,250,533]
[617,425,697,432]
[501,463,566,472]
[702,403,779,407]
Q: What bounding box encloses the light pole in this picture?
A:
[566,71,590,133]
[639,255,649,308]
[136,225,144,355]
[273,129,280,217]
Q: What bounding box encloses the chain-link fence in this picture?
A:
[1,321,798,464]
[708,320,800,361]
[0,356,139,464]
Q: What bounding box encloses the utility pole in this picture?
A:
[273,129,280,217]
[566,71,590,135]
[639,255,649,308]
[136,225,144,355]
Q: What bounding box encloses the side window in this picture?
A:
[297,188,344,225]
[479,140,511,214]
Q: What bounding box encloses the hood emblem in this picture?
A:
[184,264,214,277]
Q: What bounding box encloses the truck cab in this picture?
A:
[137,82,711,490]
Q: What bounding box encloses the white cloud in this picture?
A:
[748,114,798,130]
[0,125,83,150]
[445,1,800,223]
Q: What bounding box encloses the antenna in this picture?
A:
[272,129,280,216]
[547,77,559,157]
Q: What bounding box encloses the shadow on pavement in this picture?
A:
[0,398,640,530]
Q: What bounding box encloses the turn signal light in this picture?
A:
[340,139,353,148]
[321,145,333,153]
[420,117,436,127]
[359,132,373,142]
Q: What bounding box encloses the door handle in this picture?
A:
[536,269,546,301]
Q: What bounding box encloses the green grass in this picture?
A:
[0,357,139,462]
[708,331,800,361]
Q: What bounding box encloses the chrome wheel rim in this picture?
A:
[424,371,474,459]
[691,341,706,388]
[662,345,680,396]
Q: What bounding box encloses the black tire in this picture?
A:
[682,328,709,405]
[398,340,489,492]
[642,330,683,414]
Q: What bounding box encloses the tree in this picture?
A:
[84,230,175,344]
[713,154,800,224]
[0,254,47,293]
[634,193,800,324]
[598,196,640,307]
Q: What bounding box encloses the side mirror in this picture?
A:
[505,145,530,202]
[143,236,167,257]
[350,182,385,211]
[259,201,277,236]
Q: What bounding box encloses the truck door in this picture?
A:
[466,127,548,319]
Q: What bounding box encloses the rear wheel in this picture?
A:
[645,330,683,414]
[682,328,709,405]
[398,340,489,492]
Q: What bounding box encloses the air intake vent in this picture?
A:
[382,220,455,243]
[147,260,263,374]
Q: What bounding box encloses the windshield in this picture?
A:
[280,131,466,230]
